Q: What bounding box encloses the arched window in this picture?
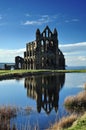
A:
[41,40,44,52]
[42,57,44,68]
[46,40,49,51]
[49,33,51,37]
[43,33,45,37]
[51,41,53,46]
[46,40,49,44]
[46,29,48,37]
[18,62,21,69]
[41,40,44,46]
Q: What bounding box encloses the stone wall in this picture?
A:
[24,26,65,69]
[15,26,65,70]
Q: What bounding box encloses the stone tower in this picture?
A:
[23,26,65,69]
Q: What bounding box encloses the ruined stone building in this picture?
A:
[15,26,65,69]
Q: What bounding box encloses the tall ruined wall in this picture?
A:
[24,26,65,69]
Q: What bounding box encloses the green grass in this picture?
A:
[63,90,86,130]
[0,69,86,80]
[52,69,86,73]
[64,113,86,130]
[48,113,86,130]
[48,86,86,130]
[0,69,86,75]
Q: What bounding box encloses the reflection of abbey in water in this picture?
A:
[24,74,65,114]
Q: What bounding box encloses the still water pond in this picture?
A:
[0,73,86,129]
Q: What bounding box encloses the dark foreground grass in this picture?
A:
[64,90,86,113]
[0,106,17,130]
[0,105,33,130]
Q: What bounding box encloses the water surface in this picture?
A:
[0,73,86,129]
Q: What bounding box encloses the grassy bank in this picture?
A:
[49,103,86,130]
[48,84,86,130]
[0,69,86,80]
[63,90,86,130]
[64,112,86,130]
[0,69,86,74]
[0,69,52,80]
[0,69,86,75]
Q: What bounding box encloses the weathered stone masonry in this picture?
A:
[15,26,65,69]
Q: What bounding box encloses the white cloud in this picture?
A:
[60,42,86,53]
[59,42,86,66]
[0,48,25,63]
[41,15,49,18]
[23,13,79,26]
[23,16,51,26]
[0,42,86,66]
[78,56,86,61]
[22,14,54,26]
[65,18,79,23]
[23,20,47,25]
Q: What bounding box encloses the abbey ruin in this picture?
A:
[15,26,65,69]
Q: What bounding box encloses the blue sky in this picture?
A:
[0,0,86,66]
